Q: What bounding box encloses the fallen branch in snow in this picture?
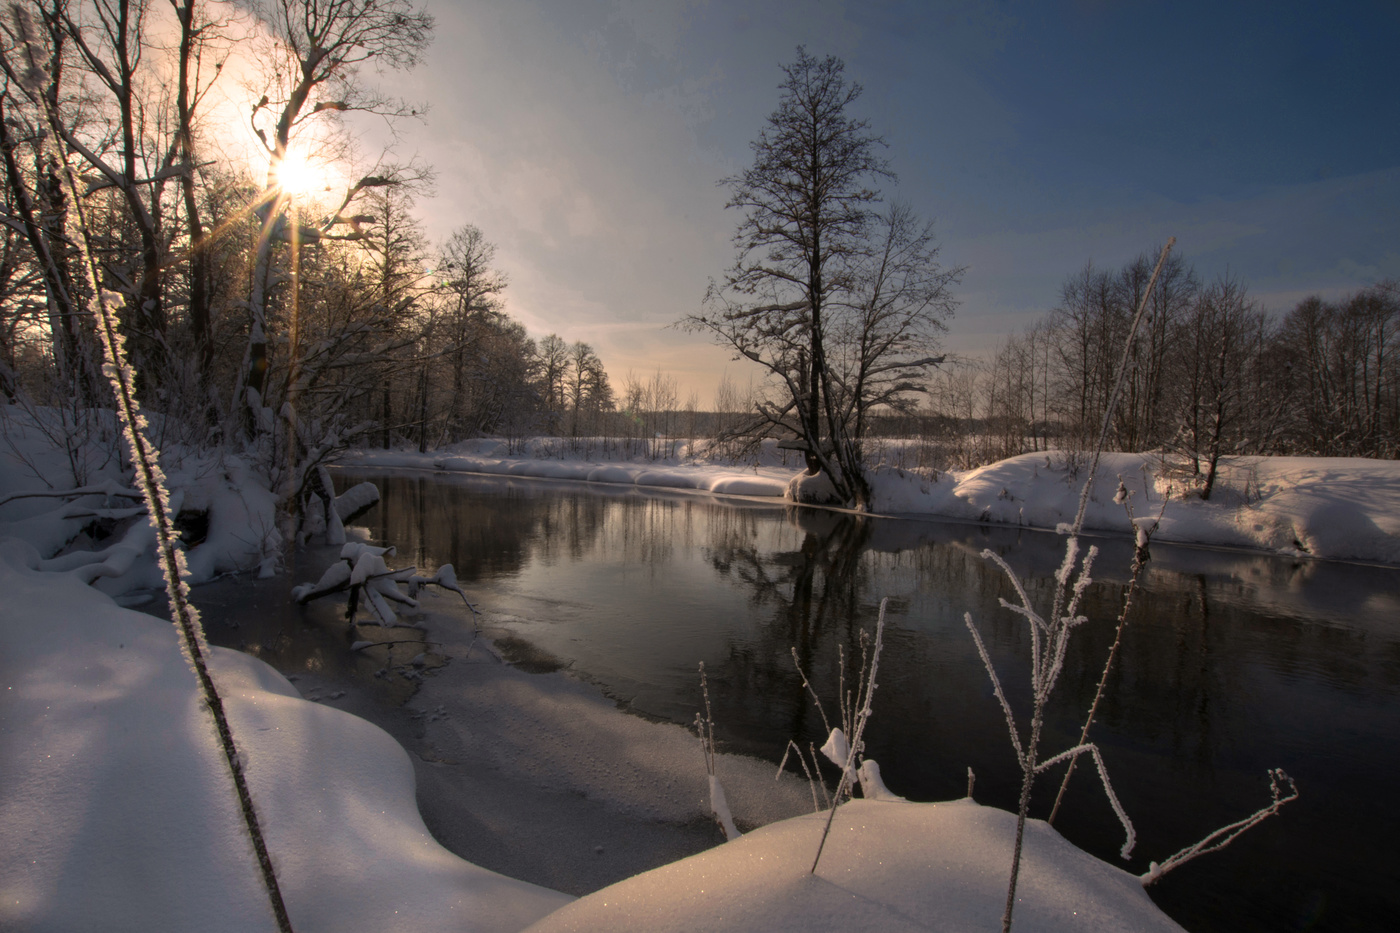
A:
[291,542,477,628]
[0,480,143,509]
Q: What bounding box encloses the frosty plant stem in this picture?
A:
[811,598,887,875]
[1140,769,1299,886]
[695,662,741,840]
[965,240,1175,933]
[1048,484,1166,825]
[967,545,1137,933]
[16,11,295,930]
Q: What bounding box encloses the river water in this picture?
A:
[340,468,1399,933]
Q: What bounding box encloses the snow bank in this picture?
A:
[348,445,1400,564]
[867,452,1400,564]
[0,540,570,933]
[520,798,1184,933]
[348,446,794,499]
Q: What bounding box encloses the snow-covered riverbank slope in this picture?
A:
[350,442,1400,565]
[0,537,1184,932]
[0,539,572,933]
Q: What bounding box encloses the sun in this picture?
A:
[274,151,328,196]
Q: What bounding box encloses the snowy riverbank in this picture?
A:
[7,427,1396,931]
[0,537,1185,932]
[350,440,1400,566]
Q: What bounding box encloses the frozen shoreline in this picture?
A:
[9,428,1396,930]
[347,442,1400,566]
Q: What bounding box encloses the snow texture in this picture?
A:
[0,540,570,933]
[519,799,1184,933]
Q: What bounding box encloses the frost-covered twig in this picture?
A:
[1141,769,1299,886]
[777,739,829,813]
[965,612,1023,764]
[18,10,294,928]
[695,662,740,840]
[1035,743,1135,858]
[971,539,1103,933]
[790,646,834,737]
[811,597,887,874]
[1050,483,1166,824]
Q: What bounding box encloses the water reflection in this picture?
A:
[343,469,1399,933]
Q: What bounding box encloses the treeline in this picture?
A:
[925,247,1398,486]
[0,0,623,484]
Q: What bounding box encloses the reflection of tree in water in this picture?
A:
[361,473,712,582]
[702,506,879,761]
[355,473,611,581]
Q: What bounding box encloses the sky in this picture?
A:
[352,0,1400,403]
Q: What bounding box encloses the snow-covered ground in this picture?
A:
[352,440,1400,566]
[8,420,1396,932]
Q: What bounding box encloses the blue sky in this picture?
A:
[367,0,1400,401]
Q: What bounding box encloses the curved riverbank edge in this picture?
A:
[0,538,1188,933]
[344,445,1400,566]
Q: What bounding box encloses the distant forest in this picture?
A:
[1,1,1394,499]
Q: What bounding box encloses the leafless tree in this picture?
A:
[238,0,432,427]
[687,48,956,508]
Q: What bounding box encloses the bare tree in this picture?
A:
[565,340,611,438]
[685,47,894,507]
[836,200,959,459]
[0,2,104,402]
[1167,275,1272,498]
[238,0,432,426]
[1277,282,1399,457]
[437,223,507,437]
[535,332,570,430]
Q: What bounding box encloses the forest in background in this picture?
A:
[1,1,1396,518]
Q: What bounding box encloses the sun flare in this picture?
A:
[274,151,327,196]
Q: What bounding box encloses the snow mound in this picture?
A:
[0,541,570,933]
[868,452,1400,564]
[521,798,1185,933]
[351,448,794,499]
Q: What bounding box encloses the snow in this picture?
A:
[0,538,569,933]
[520,799,1183,933]
[5,416,1395,933]
[344,438,798,500]
[348,444,1400,565]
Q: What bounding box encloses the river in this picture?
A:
[293,469,1400,932]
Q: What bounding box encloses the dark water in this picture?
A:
[344,468,1400,933]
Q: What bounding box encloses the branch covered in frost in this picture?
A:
[812,598,887,874]
[694,662,741,840]
[965,611,1024,765]
[1141,769,1299,886]
[1036,743,1136,858]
